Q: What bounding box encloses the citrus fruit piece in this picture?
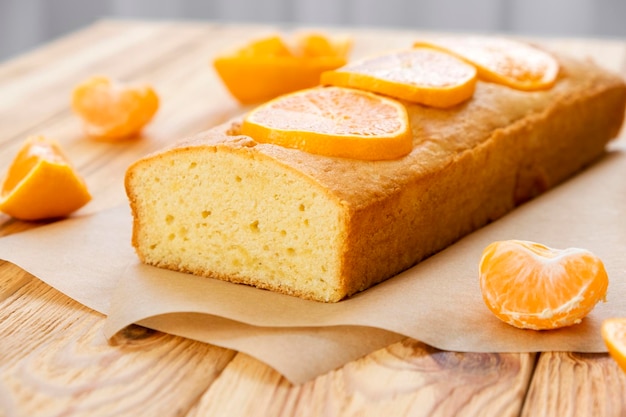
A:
[241,86,412,160]
[238,35,293,57]
[213,34,350,105]
[602,318,626,373]
[72,75,159,141]
[414,36,560,91]
[0,136,92,221]
[296,32,353,58]
[479,240,608,330]
[321,48,477,108]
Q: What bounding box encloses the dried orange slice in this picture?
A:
[213,33,350,105]
[241,87,412,160]
[414,36,560,91]
[602,318,626,373]
[479,240,608,330]
[321,48,477,108]
[72,75,159,141]
[0,136,92,220]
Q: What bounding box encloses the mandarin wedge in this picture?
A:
[321,48,477,108]
[241,86,412,160]
[0,136,91,220]
[213,33,350,104]
[72,75,159,141]
[479,240,608,330]
[602,318,626,373]
[414,36,559,91]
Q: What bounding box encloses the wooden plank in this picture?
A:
[189,340,536,417]
[0,260,33,302]
[522,352,626,417]
[0,270,236,417]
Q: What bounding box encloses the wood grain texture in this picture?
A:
[0,271,236,417]
[190,340,536,417]
[0,20,625,417]
[522,352,626,417]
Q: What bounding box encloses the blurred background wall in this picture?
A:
[1,0,626,61]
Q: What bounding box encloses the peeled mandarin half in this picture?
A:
[602,318,626,373]
[241,86,412,160]
[213,33,351,104]
[72,75,159,141]
[414,36,560,91]
[321,48,477,108]
[0,136,92,221]
[479,240,608,330]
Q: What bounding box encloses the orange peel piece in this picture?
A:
[0,136,92,220]
[602,318,626,374]
[241,86,412,160]
[414,36,560,91]
[72,75,159,141]
[479,240,608,330]
[321,48,477,108]
[295,32,353,58]
[213,33,351,104]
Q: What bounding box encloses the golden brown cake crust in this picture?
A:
[126,51,626,302]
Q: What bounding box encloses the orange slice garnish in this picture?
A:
[479,240,608,330]
[0,136,92,220]
[602,318,626,374]
[213,33,351,105]
[321,48,477,108]
[414,36,560,91]
[72,75,159,141]
[241,87,412,160]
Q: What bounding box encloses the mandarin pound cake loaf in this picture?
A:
[126,37,626,302]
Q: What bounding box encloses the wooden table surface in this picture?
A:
[1,20,626,417]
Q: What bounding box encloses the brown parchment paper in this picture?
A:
[2,143,626,384]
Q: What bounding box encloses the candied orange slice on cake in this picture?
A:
[72,75,159,141]
[321,48,477,108]
[479,240,608,330]
[0,136,92,220]
[602,318,626,373]
[414,36,560,91]
[213,33,351,104]
[241,86,412,160]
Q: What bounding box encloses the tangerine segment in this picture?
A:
[241,87,412,160]
[321,48,477,108]
[0,136,91,220]
[602,318,626,374]
[479,240,608,330]
[414,36,559,91]
[72,75,159,141]
[213,34,350,104]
